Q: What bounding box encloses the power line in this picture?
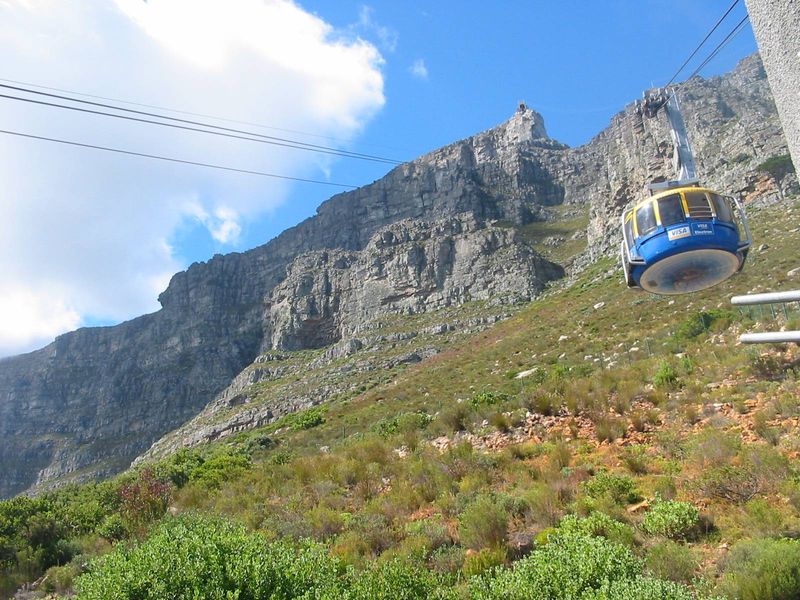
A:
[685,15,750,80]
[0,83,402,165]
[0,76,407,153]
[665,0,741,87]
[0,92,400,165]
[0,128,358,188]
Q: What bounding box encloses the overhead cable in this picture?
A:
[0,83,402,165]
[664,0,741,87]
[0,128,358,188]
[685,15,750,80]
[0,76,405,151]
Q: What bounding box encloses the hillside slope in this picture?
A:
[0,54,795,499]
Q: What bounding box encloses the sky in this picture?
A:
[0,0,758,357]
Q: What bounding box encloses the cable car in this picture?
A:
[620,88,752,295]
[621,186,751,294]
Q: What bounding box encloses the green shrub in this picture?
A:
[558,513,635,547]
[458,496,509,550]
[717,538,800,600]
[583,472,639,504]
[595,416,627,442]
[653,362,679,389]
[470,533,645,599]
[641,500,699,540]
[189,451,251,489]
[590,576,695,599]
[470,390,511,408]
[289,406,326,430]
[645,540,698,583]
[373,412,433,438]
[675,309,736,341]
[76,514,344,599]
[462,547,507,577]
[346,559,438,600]
[622,446,649,475]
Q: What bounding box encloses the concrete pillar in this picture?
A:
[745,0,800,172]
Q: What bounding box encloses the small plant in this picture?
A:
[645,540,697,583]
[641,499,699,540]
[595,416,627,443]
[117,468,172,531]
[489,411,511,432]
[470,390,511,408]
[653,361,679,389]
[289,406,326,430]
[717,537,800,600]
[583,472,639,504]
[458,495,509,550]
[462,546,507,576]
[621,446,649,475]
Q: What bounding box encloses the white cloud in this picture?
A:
[0,0,386,356]
[0,285,81,357]
[410,58,429,80]
[356,5,398,53]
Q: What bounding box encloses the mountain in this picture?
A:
[0,54,795,499]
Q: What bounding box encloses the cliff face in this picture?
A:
[567,55,794,259]
[0,105,567,498]
[0,54,793,498]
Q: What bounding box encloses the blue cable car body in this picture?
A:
[620,89,752,295]
[621,186,751,294]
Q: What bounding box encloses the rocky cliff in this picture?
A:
[0,54,794,498]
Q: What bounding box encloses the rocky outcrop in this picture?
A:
[265,215,562,351]
[0,54,793,498]
[0,104,566,498]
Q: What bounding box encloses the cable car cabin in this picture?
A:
[621,186,751,295]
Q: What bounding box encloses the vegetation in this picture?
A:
[2,197,799,598]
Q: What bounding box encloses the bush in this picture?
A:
[645,540,697,583]
[675,309,736,341]
[595,416,627,442]
[558,513,635,547]
[76,514,344,599]
[373,412,432,438]
[653,362,679,389]
[289,406,326,431]
[462,547,507,577]
[641,500,699,540]
[470,532,688,600]
[470,390,511,409]
[346,559,438,600]
[583,472,639,504]
[458,496,509,550]
[717,538,800,600]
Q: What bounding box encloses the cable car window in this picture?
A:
[710,193,733,222]
[624,214,634,248]
[684,191,713,220]
[636,202,657,237]
[658,194,685,226]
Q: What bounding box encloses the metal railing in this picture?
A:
[731,290,800,344]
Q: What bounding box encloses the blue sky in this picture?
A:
[0,1,758,356]
[230,0,758,263]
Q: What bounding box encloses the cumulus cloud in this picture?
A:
[0,0,386,356]
[356,6,398,53]
[410,59,429,80]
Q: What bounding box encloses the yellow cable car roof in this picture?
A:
[627,185,721,214]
